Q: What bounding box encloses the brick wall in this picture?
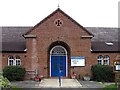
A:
[1,10,119,80]
[24,10,118,79]
[2,53,27,68]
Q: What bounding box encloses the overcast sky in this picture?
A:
[0,0,119,27]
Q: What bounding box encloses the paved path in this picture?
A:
[80,81,104,88]
[11,80,40,88]
[11,79,114,88]
[40,79,81,88]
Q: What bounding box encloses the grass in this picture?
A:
[12,86,23,90]
[103,84,117,90]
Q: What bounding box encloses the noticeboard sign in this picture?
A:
[113,60,120,71]
[71,56,85,66]
[116,65,120,71]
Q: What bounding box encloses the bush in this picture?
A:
[3,66,26,81]
[0,75,10,88]
[91,65,114,82]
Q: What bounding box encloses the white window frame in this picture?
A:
[8,56,15,66]
[8,55,21,66]
[15,56,21,66]
[103,55,110,65]
[97,55,103,65]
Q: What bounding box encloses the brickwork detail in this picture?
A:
[1,9,119,80]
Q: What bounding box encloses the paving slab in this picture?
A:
[11,80,40,88]
[40,79,82,88]
[11,79,114,88]
[79,81,104,88]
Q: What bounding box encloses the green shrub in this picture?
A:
[0,75,10,88]
[91,65,114,82]
[3,66,26,81]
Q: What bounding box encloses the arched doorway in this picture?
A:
[50,45,67,77]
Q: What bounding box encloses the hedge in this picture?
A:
[91,65,114,82]
[3,66,26,81]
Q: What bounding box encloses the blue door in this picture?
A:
[51,55,66,77]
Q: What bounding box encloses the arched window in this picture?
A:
[8,56,14,66]
[51,46,67,55]
[15,56,21,66]
[103,55,110,65]
[97,55,103,65]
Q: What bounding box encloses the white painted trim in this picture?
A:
[81,36,93,38]
[50,45,67,55]
[50,45,68,77]
[65,55,68,75]
[15,59,21,66]
[8,56,21,66]
[24,35,37,38]
[50,55,51,76]
[8,57,14,66]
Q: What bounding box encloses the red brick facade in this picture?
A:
[1,8,118,79]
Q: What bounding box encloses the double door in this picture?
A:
[51,55,66,77]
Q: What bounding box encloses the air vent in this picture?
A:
[54,19,63,27]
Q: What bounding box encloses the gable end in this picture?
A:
[24,8,93,36]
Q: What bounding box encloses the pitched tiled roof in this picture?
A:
[86,27,118,41]
[91,42,118,52]
[1,27,32,52]
[0,27,119,52]
[85,27,119,52]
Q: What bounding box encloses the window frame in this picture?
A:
[97,55,110,65]
[103,55,110,65]
[8,55,21,66]
[15,56,21,66]
[97,55,103,65]
[8,56,14,66]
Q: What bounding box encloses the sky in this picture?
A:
[0,0,119,27]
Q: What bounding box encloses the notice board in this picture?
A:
[71,56,85,66]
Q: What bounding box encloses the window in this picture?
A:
[97,55,110,65]
[8,56,14,66]
[54,19,63,27]
[103,55,110,65]
[51,46,66,55]
[97,55,103,65]
[15,56,21,66]
[8,55,21,66]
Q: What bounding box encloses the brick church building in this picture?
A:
[0,8,119,79]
